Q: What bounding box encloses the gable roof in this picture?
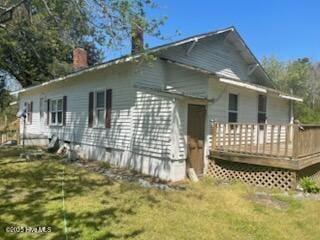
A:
[13,26,275,95]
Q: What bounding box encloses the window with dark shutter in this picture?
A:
[95,91,105,127]
[105,89,112,128]
[88,92,94,128]
[47,99,50,125]
[29,101,33,124]
[25,101,33,124]
[63,96,67,126]
[50,99,63,125]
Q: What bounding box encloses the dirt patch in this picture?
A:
[69,159,187,191]
[247,193,289,210]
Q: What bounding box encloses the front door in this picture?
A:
[187,104,206,175]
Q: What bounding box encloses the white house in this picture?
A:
[13,27,302,181]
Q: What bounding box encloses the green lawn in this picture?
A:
[0,147,320,240]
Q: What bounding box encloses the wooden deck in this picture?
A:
[210,122,320,170]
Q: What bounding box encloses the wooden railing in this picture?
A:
[292,125,320,158]
[211,122,294,157]
[0,129,20,145]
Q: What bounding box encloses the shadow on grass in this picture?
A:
[0,147,147,239]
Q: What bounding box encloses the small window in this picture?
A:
[95,91,105,127]
[51,99,63,125]
[25,102,33,124]
[228,94,238,123]
[258,95,267,124]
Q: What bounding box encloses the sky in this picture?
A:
[107,0,320,62]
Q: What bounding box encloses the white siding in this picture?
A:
[171,99,188,160]
[20,63,134,151]
[159,36,259,84]
[131,91,174,158]
[133,60,166,89]
[267,96,290,124]
[165,63,208,97]
[19,96,44,136]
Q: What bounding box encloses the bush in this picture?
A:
[300,177,320,193]
[99,161,111,170]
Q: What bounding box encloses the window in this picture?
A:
[25,102,33,124]
[51,99,63,125]
[88,89,112,128]
[40,97,44,120]
[228,94,238,123]
[95,91,105,127]
[258,95,267,124]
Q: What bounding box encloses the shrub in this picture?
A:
[99,161,111,170]
[300,177,320,193]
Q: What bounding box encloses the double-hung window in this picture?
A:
[88,89,112,128]
[258,95,267,124]
[51,99,63,125]
[95,91,105,127]
[228,94,238,123]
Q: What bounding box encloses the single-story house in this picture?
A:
[13,26,304,182]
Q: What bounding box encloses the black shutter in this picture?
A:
[63,96,67,126]
[105,89,112,128]
[29,101,33,124]
[88,92,94,128]
[47,99,50,125]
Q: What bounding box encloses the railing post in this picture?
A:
[285,125,290,156]
[292,124,299,158]
[211,122,217,151]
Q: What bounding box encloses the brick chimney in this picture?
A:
[73,48,88,70]
[131,18,144,54]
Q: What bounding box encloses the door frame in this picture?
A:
[186,102,208,175]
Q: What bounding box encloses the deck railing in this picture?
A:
[211,122,320,158]
[292,125,320,158]
[0,129,20,145]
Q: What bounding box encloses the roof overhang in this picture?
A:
[134,85,210,102]
[225,29,275,88]
[279,94,303,102]
[163,58,303,102]
[12,27,235,95]
[11,26,287,98]
[10,54,141,95]
[219,78,267,93]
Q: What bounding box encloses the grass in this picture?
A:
[0,147,320,240]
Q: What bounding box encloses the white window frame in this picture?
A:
[50,98,63,126]
[94,90,106,128]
